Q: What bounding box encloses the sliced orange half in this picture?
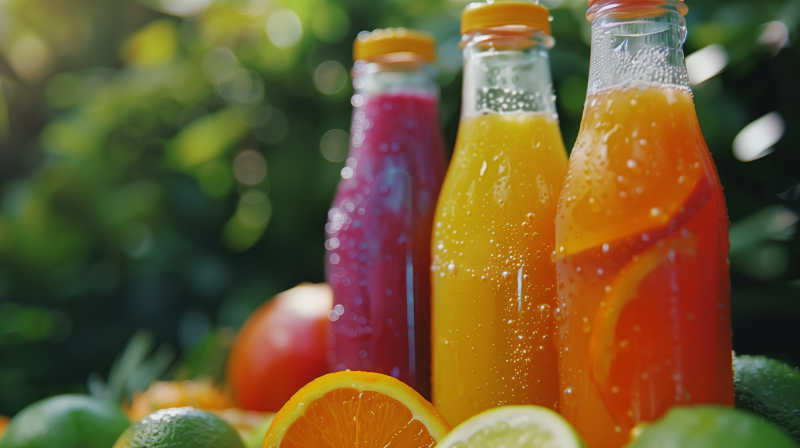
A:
[262,371,451,448]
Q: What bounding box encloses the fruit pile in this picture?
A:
[0,283,797,448]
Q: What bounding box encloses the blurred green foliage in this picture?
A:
[0,0,798,416]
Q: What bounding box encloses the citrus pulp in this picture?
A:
[262,371,450,447]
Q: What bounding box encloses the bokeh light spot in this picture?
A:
[314,60,347,95]
[159,0,212,17]
[233,149,267,186]
[320,129,349,162]
[266,8,303,48]
[733,112,784,162]
[240,0,269,16]
[222,189,272,251]
[218,69,262,104]
[760,21,790,56]
[8,34,52,82]
[238,190,271,228]
[123,19,177,68]
[203,47,239,83]
[170,107,250,168]
[686,44,728,86]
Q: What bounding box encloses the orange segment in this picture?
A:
[559,87,716,257]
[589,232,697,387]
[589,229,700,426]
[263,371,450,448]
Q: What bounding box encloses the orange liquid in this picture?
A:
[555,85,733,448]
[432,112,568,426]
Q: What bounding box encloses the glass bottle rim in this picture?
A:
[586,0,688,22]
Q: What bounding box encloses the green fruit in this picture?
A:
[0,394,130,448]
[245,414,275,448]
[435,405,586,448]
[113,407,245,448]
[735,355,800,442]
[626,405,798,448]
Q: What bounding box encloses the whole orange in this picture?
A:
[126,380,235,421]
[226,283,332,412]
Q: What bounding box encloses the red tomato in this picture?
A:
[226,283,332,412]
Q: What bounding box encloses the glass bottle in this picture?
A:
[431,1,568,427]
[325,28,447,399]
[554,1,733,446]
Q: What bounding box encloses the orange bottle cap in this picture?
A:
[353,28,435,63]
[461,1,551,36]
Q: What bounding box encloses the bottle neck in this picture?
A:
[587,1,689,94]
[352,58,438,99]
[461,29,557,117]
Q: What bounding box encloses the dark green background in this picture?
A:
[0,0,798,415]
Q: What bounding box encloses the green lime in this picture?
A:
[435,405,586,448]
[113,407,245,448]
[626,405,798,448]
[0,394,130,448]
[735,355,800,442]
[244,414,275,448]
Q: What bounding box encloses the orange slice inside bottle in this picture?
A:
[587,176,720,426]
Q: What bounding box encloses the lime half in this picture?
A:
[435,406,586,448]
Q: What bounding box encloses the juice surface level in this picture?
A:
[326,91,446,398]
[432,111,567,425]
[555,84,733,448]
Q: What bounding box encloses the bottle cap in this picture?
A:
[353,28,435,63]
[461,1,551,36]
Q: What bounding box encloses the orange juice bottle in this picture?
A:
[554,0,733,446]
[431,1,568,426]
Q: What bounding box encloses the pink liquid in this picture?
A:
[325,92,446,398]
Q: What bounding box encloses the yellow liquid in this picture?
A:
[431,112,568,426]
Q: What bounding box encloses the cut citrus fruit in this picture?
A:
[589,231,697,390]
[587,192,733,429]
[435,405,585,448]
[588,230,701,427]
[262,371,450,448]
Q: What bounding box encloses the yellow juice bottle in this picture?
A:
[431,1,568,426]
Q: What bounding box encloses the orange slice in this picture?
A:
[262,371,451,448]
[589,230,699,426]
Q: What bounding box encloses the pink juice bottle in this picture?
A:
[324,28,446,398]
